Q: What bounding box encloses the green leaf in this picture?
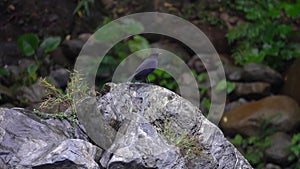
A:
[0,68,10,76]
[291,133,300,144]
[102,17,112,25]
[154,69,164,76]
[128,35,150,53]
[200,86,209,95]
[268,4,281,18]
[17,33,40,56]
[245,6,264,20]
[73,0,84,14]
[245,150,261,165]
[197,73,207,82]
[263,43,278,56]
[166,81,177,90]
[162,72,172,79]
[231,134,243,146]
[215,80,227,92]
[279,1,300,18]
[27,64,38,83]
[288,155,295,161]
[113,42,129,59]
[94,22,123,42]
[121,19,144,34]
[226,23,249,42]
[201,98,211,110]
[27,64,38,75]
[277,24,292,38]
[148,74,156,81]
[40,37,61,53]
[226,81,236,94]
[248,136,259,144]
[73,0,94,16]
[159,79,168,86]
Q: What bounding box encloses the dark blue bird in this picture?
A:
[127,53,160,81]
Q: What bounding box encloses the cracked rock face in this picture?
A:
[77,83,253,169]
[0,108,101,169]
[0,82,253,169]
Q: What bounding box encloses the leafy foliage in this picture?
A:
[288,133,300,169]
[226,0,300,71]
[26,64,38,85]
[94,18,144,42]
[96,34,150,88]
[215,79,236,94]
[194,71,235,115]
[201,97,211,111]
[148,69,178,91]
[0,68,10,76]
[231,134,271,168]
[128,35,150,53]
[230,113,281,168]
[17,33,61,85]
[181,1,226,28]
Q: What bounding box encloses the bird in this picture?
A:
[127,53,160,82]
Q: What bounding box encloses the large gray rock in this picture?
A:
[233,82,270,99]
[1,82,253,169]
[48,68,70,88]
[242,63,283,86]
[77,83,252,169]
[62,39,85,62]
[21,139,101,169]
[224,64,245,81]
[0,108,101,169]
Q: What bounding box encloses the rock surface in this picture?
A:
[48,68,70,88]
[62,39,85,62]
[233,82,270,99]
[265,132,291,165]
[264,163,282,169]
[0,108,98,168]
[16,80,46,103]
[78,82,253,169]
[220,95,300,137]
[242,63,283,86]
[0,82,253,169]
[224,64,245,81]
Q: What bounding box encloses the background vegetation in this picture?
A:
[0,0,300,168]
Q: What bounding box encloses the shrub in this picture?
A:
[226,0,300,71]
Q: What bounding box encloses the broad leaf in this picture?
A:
[27,64,38,75]
[215,80,227,92]
[17,33,40,56]
[40,37,61,53]
[121,19,144,34]
[128,35,150,53]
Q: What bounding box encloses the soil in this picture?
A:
[0,0,105,42]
